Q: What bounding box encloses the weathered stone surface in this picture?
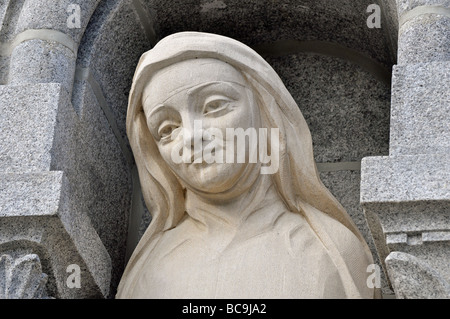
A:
[386,251,450,299]
[72,79,132,294]
[0,81,131,297]
[263,53,390,163]
[361,154,450,293]
[76,0,152,145]
[14,0,100,44]
[0,83,75,173]
[145,0,392,67]
[0,56,8,84]
[0,1,9,29]
[0,171,111,298]
[71,1,153,283]
[390,62,449,156]
[0,254,50,299]
[361,154,449,203]
[9,40,76,94]
[0,0,24,42]
[320,171,372,248]
[398,14,450,64]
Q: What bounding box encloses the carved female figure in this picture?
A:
[117,32,376,298]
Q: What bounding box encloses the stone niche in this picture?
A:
[3,0,446,299]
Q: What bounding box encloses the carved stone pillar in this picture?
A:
[0,84,111,298]
[361,0,450,298]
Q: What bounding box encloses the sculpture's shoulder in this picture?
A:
[276,209,370,263]
[313,209,371,264]
[274,211,329,256]
[312,208,375,298]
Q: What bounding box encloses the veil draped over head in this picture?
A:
[117,32,376,298]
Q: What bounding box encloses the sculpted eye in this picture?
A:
[203,98,232,115]
[158,122,180,140]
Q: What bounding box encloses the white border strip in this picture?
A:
[400,5,450,26]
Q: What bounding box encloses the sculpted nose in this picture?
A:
[182,127,194,148]
[182,118,204,144]
[181,119,204,163]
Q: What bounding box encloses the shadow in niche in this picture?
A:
[71,0,154,298]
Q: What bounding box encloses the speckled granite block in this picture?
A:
[397,0,450,17]
[76,0,151,146]
[0,83,74,173]
[0,172,63,217]
[144,0,392,66]
[0,82,131,297]
[361,154,450,292]
[9,39,76,94]
[0,171,111,298]
[0,56,8,84]
[372,2,450,296]
[390,62,449,156]
[71,79,132,295]
[0,1,9,30]
[14,0,100,44]
[386,251,450,299]
[0,0,22,42]
[398,14,450,64]
[361,154,449,203]
[264,53,391,163]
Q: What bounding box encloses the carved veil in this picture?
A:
[117,32,377,298]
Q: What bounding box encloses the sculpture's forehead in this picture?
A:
[142,58,246,106]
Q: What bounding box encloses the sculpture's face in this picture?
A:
[143,58,258,193]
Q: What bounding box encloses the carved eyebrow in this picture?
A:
[186,81,244,97]
[144,80,246,116]
[146,103,166,119]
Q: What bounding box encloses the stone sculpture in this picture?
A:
[0,254,51,299]
[117,32,377,298]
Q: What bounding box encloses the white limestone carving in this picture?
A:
[117,32,377,299]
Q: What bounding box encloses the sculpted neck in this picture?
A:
[184,173,286,234]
